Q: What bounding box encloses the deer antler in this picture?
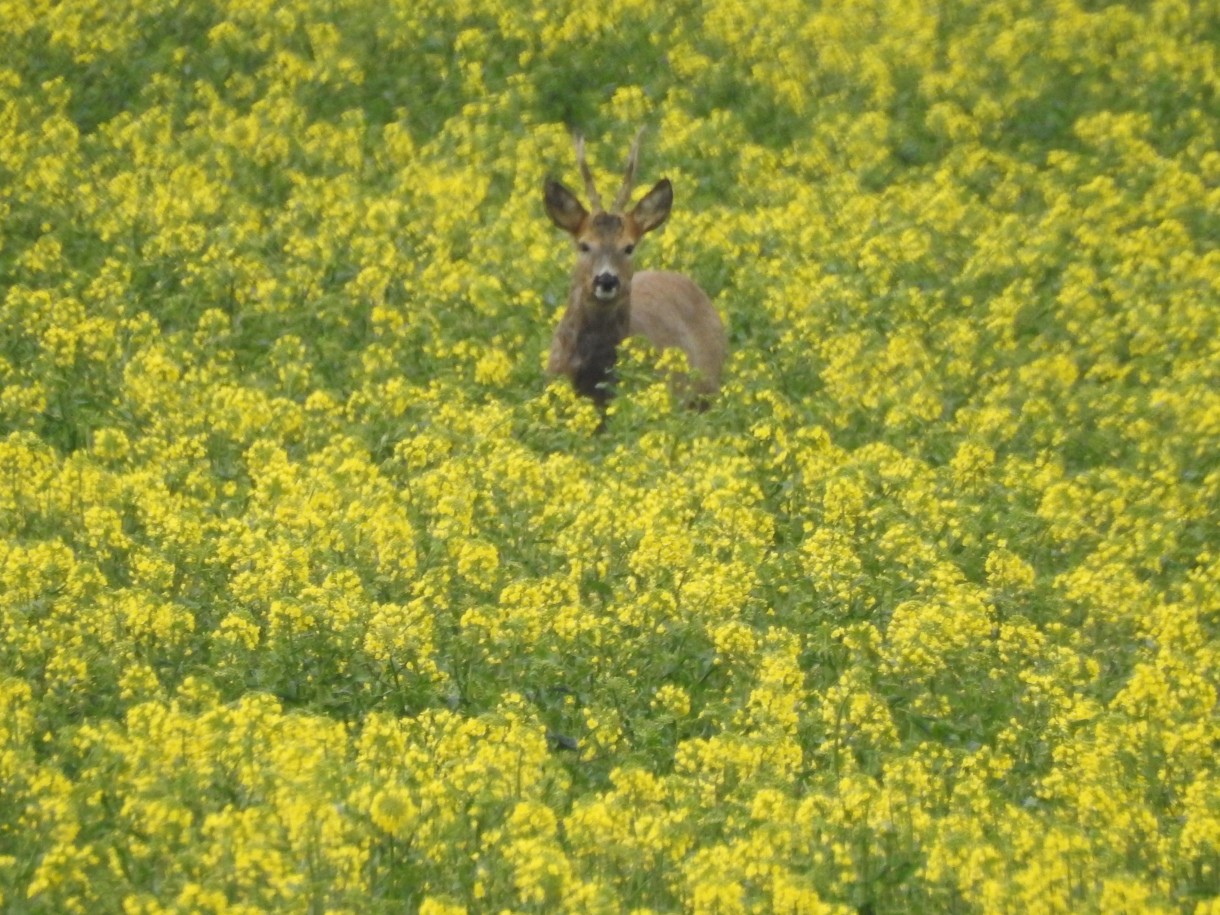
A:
[611,127,646,213]
[573,134,604,212]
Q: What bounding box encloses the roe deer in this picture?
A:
[543,129,726,411]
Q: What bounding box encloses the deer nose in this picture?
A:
[593,272,620,296]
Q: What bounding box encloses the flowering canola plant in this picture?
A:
[1,0,1218,911]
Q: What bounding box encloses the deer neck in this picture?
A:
[569,286,631,407]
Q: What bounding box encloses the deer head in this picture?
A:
[543,129,673,310]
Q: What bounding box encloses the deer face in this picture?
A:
[578,212,637,303]
[544,177,673,306]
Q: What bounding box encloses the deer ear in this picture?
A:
[544,179,588,235]
[630,178,672,235]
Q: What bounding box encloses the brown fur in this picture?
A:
[629,270,726,397]
[544,133,727,408]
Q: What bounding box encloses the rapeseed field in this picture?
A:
[1,0,1218,911]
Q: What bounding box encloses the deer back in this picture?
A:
[629,270,726,396]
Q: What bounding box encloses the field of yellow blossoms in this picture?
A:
[2,0,1218,911]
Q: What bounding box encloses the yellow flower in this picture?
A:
[370,785,417,835]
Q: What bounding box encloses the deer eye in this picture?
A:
[577,242,591,253]
[624,243,635,255]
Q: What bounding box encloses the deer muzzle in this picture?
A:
[593,271,621,300]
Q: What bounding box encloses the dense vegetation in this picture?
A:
[1,0,1218,911]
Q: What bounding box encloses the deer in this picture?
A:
[543,129,726,414]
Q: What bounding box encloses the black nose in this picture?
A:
[594,273,620,293]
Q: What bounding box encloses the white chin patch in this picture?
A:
[593,285,618,301]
